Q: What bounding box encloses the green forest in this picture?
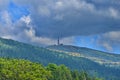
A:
[0,58,102,80]
[0,38,120,80]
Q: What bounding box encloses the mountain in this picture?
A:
[47,45,120,68]
[0,37,120,80]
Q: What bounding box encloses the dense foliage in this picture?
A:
[47,63,102,80]
[0,38,120,80]
[0,58,102,80]
[0,58,51,80]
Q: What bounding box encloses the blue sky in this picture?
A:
[8,2,29,22]
[0,0,120,54]
[75,35,120,54]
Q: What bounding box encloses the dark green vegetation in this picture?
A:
[48,45,120,68]
[0,38,120,80]
[0,58,102,80]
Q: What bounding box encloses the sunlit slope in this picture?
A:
[0,58,103,80]
[47,45,120,68]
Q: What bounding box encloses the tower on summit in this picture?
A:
[57,37,60,45]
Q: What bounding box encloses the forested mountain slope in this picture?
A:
[0,38,120,80]
[48,45,120,68]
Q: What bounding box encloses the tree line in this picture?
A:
[0,58,103,80]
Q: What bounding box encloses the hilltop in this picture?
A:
[47,45,120,68]
[0,38,120,80]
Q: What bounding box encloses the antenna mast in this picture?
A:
[58,37,60,45]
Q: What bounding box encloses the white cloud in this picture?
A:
[98,31,120,52]
[55,1,64,9]
[0,11,12,25]
[38,6,51,17]
[20,15,31,25]
[103,31,120,42]
[24,27,75,46]
[0,0,120,47]
[0,10,74,46]
[101,42,113,51]
[108,8,120,19]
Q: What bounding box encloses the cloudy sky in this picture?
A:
[0,0,120,54]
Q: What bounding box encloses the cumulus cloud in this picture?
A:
[0,0,120,47]
[11,0,120,39]
[0,9,74,46]
[24,27,74,45]
[103,31,120,42]
[0,11,28,39]
[98,31,120,52]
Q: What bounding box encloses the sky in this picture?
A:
[0,0,120,54]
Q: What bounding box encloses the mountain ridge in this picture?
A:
[0,37,120,80]
[47,45,120,68]
[47,44,119,55]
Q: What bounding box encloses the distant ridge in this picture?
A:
[47,44,117,55]
[47,44,120,68]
